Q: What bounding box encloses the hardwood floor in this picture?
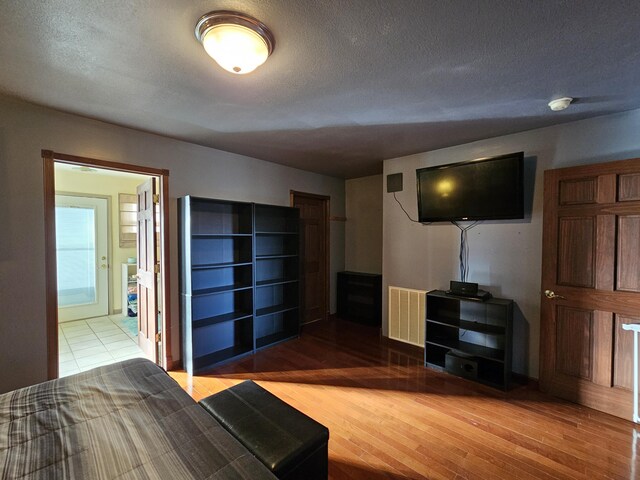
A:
[169,318,640,479]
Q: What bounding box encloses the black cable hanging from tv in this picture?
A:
[452,221,480,282]
[394,191,480,281]
[393,193,431,225]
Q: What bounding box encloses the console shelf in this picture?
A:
[180,196,300,374]
[427,316,506,335]
[425,290,513,390]
[426,337,505,362]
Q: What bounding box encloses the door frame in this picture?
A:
[43,150,172,379]
[55,192,111,322]
[290,190,330,323]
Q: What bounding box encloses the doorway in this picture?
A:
[43,151,172,380]
[54,167,153,376]
[291,191,330,324]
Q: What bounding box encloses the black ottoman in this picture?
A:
[199,380,329,480]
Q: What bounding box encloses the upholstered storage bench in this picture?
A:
[199,380,329,480]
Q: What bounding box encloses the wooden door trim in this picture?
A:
[42,150,172,379]
[160,174,173,368]
[540,168,559,388]
[290,190,330,201]
[43,155,58,380]
[290,190,331,322]
[546,156,640,177]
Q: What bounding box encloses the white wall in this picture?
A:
[383,108,640,379]
[0,95,345,393]
[345,174,383,273]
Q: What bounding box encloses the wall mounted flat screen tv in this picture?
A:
[416,152,524,222]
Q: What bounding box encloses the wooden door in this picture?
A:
[292,192,329,324]
[541,158,640,420]
[136,179,158,361]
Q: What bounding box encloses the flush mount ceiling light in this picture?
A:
[548,97,573,111]
[195,10,275,75]
[71,166,97,173]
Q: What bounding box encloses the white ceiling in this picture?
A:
[2,1,640,178]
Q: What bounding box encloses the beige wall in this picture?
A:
[54,168,150,313]
[345,174,382,274]
[383,108,640,379]
[0,95,345,393]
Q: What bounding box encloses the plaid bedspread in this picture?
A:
[0,359,275,479]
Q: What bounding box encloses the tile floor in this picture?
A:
[58,315,147,377]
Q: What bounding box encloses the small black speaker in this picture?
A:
[445,351,478,380]
[387,173,403,193]
[446,281,492,300]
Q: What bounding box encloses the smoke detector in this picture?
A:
[548,97,573,111]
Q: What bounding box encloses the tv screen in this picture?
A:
[416,152,524,222]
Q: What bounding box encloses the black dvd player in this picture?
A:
[445,281,492,301]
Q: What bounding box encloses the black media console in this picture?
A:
[336,271,382,326]
[425,290,513,390]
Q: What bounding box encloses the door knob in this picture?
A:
[544,289,565,299]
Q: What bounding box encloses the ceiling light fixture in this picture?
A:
[195,10,275,75]
[548,97,573,111]
[71,166,98,173]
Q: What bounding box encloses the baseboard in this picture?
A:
[165,357,182,371]
[511,372,539,389]
[383,336,424,360]
[381,333,539,388]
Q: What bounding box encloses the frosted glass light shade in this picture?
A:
[202,24,269,74]
[195,11,275,75]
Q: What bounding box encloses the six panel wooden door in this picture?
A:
[540,158,640,420]
[136,178,158,361]
[292,192,329,325]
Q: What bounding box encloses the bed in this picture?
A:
[0,358,275,479]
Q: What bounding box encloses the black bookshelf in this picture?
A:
[425,290,513,390]
[254,204,300,351]
[179,197,300,374]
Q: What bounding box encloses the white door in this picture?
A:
[55,195,109,322]
[136,179,158,361]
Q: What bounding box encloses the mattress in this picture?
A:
[0,358,275,479]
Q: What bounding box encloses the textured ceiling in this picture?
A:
[1,1,640,178]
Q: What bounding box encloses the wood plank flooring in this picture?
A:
[169,318,640,479]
